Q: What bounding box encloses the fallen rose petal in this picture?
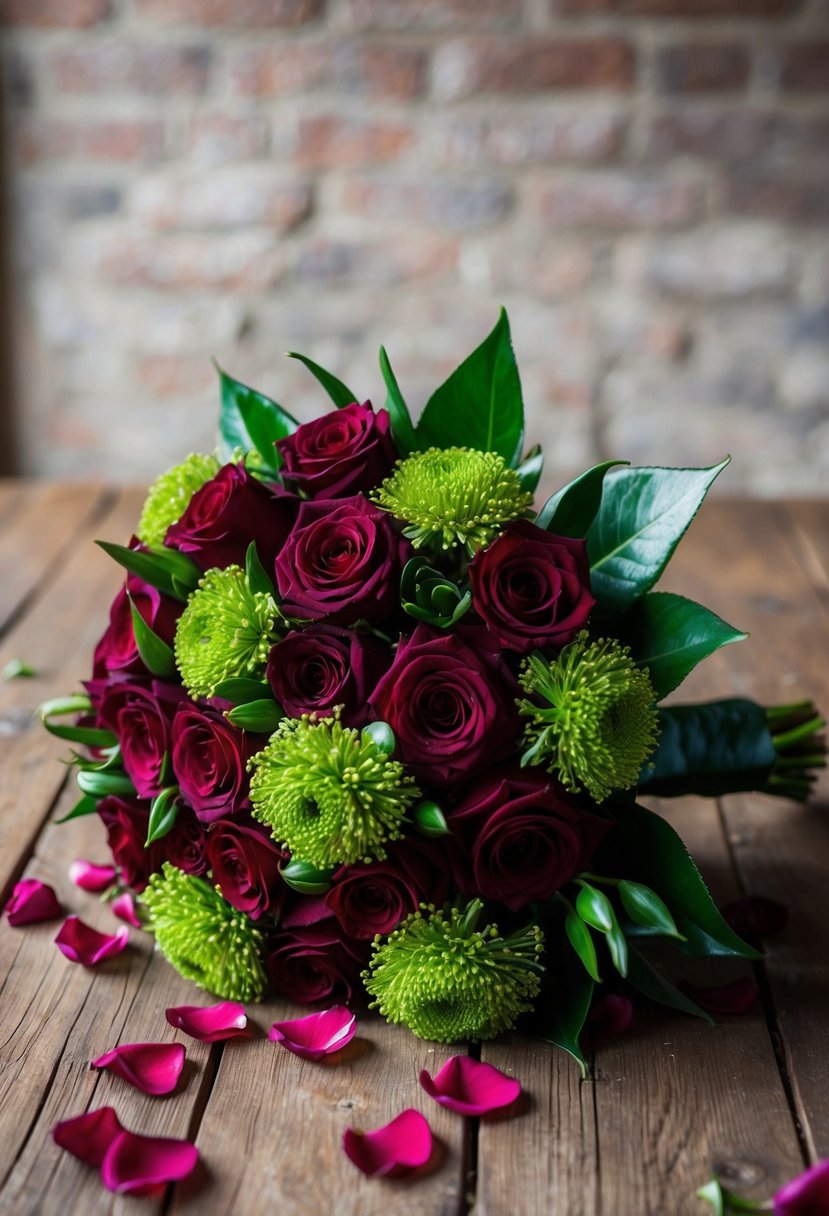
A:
[69,859,117,893]
[774,1159,829,1215]
[91,1042,185,1096]
[268,1005,356,1061]
[588,994,635,1044]
[5,878,61,926]
[723,895,788,941]
[55,916,129,965]
[111,891,142,928]
[679,976,758,1016]
[100,1129,199,1195]
[420,1056,521,1116]
[52,1107,124,1167]
[165,1001,248,1042]
[343,1108,432,1178]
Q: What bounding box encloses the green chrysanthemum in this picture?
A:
[363,900,544,1043]
[248,712,419,868]
[137,452,220,548]
[371,447,533,553]
[174,565,280,699]
[518,632,659,803]
[142,863,267,1002]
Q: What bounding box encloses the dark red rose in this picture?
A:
[469,520,595,654]
[277,402,398,499]
[98,679,185,800]
[275,495,410,625]
[266,919,369,1004]
[368,624,520,790]
[98,796,155,892]
[450,770,610,911]
[161,806,208,877]
[266,624,389,727]
[165,462,297,572]
[91,572,181,684]
[171,705,260,824]
[206,816,285,921]
[325,838,452,939]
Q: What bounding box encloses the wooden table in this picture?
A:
[0,481,827,1216]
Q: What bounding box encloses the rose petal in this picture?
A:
[111,891,143,928]
[268,1005,356,1061]
[91,1042,186,1096]
[588,994,634,1044]
[54,916,129,965]
[343,1108,432,1178]
[5,878,61,926]
[52,1107,124,1167]
[100,1129,199,1195]
[69,859,118,893]
[723,895,788,941]
[774,1159,829,1215]
[165,1001,249,1042]
[679,976,758,1016]
[420,1056,521,1116]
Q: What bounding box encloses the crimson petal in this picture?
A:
[420,1056,521,1116]
[55,916,129,965]
[679,976,758,1016]
[5,878,61,926]
[343,1108,432,1178]
[774,1159,829,1215]
[52,1107,124,1167]
[69,859,117,893]
[91,1042,185,1096]
[100,1129,199,1195]
[268,1005,356,1061]
[165,1001,249,1042]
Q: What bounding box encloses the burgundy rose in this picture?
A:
[325,838,452,940]
[161,806,208,877]
[91,573,181,684]
[267,919,369,1004]
[275,495,410,625]
[98,679,185,800]
[98,796,155,892]
[267,624,389,727]
[171,705,260,824]
[277,402,397,499]
[469,519,595,654]
[368,624,520,790]
[450,770,610,911]
[206,817,285,920]
[165,462,297,572]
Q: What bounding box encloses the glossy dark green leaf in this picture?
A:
[216,363,298,470]
[640,699,777,798]
[128,595,177,679]
[618,880,684,940]
[536,460,628,536]
[627,945,713,1024]
[42,719,117,748]
[280,860,334,895]
[225,699,283,733]
[412,800,451,838]
[362,721,395,755]
[531,906,595,1077]
[213,677,272,705]
[565,910,601,983]
[623,591,747,700]
[586,458,730,615]
[288,352,358,410]
[245,541,276,599]
[516,446,544,495]
[379,346,416,457]
[76,769,136,798]
[606,922,628,977]
[96,541,200,603]
[145,786,181,845]
[55,794,98,824]
[414,308,524,463]
[575,883,615,933]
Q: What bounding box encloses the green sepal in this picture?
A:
[515,445,544,495]
[362,721,395,756]
[536,460,628,536]
[640,699,777,798]
[76,769,136,798]
[55,794,98,824]
[618,880,685,940]
[565,910,601,983]
[280,860,334,895]
[379,346,416,457]
[411,800,450,838]
[145,786,181,846]
[216,363,298,475]
[225,699,284,733]
[213,677,273,705]
[245,541,277,599]
[128,594,177,679]
[96,541,200,603]
[287,351,358,410]
[627,945,714,1024]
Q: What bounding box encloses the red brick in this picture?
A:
[780,43,829,93]
[656,43,751,92]
[232,42,426,100]
[338,175,513,229]
[1,0,112,26]
[437,111,625,167]
[433,38,634,100]
[292,234,458,286]
[98,233,284,292]
[338,0,521,30]
[726,174,829,224]
[132,171,313,231]
[558,0,797,13]
[278,115,415,168]
[51,44,211,95]
[539,173,703,229]
[137,355,215,398]
[135,0,322,26]
[16,118,166,165]
[187,115,269,165]
[646,110,775,161]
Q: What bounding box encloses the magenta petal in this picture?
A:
[111,891,142,928]
[5,878,61,926]
[679,976,758,1016]
[55,916,129,965]
[420,1056,521,1116]
[100,1129,199,1196]
[268,1005,356,1061]
[69,859,117,893]
[91,1042,186,1096]
[52,1107,124,1167]
[165,1001,249,1042]
[774,1159,829,1215]
[342,1109,432,1178]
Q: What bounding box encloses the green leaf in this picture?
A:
[55,794,98,824]
[40,694,92,718]
[531,907,594,1077]
[622,591,747,700]
[640,699,777,798]
[627,945,713,1024]
[96,541,200,603]
[128,595,177,679]
[565,910,601,983]
[216,363,298,470]
[516,446,544,495]
[145,786,181,845]
[42,720,117,748]
[411,800,450,838]
[287,352,358,410]
[379,346,416,457]
[280,860,334,895]
[77,769,136,798]
[3,659,37,680]
[225,699,284,733]
[586,458,730,615]
[605,922,628,978]
[362,721,395,755]
[213,677,272,705]
[414,308,524,464]
[245,541,276,598]
[536,460,628,536]
[618,881,685,940]
[575,883,615,933]
[607,803,761,959]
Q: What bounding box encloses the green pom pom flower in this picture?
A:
[363,899,545,1043]
[517,632,659,803]
[137,452,220,548]
[174,565,280,699]
[142,863,267,1002]
[372,447,533,554]
[248,712,419,868]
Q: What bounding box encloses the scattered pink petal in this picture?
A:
[723,895,788,941]
[268,1005,356,1061]
[679,976,758,1016]
[588,994,635,1044]
[100,1129,199,1196]
[165,1001,249,1042]
[420,1056,521,1116]
[342,1108,432,1178]
[5,878,61,926]
[69,859,117,893]
[54,916,129,965]
[774,1159,829,1215]
[111,891,142,928]
[91,1042,185,1096]
[52,1107,124,1167]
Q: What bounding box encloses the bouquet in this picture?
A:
[40,310,825,1073]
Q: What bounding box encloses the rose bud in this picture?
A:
[266,624,390,728]
[277,402,397,499]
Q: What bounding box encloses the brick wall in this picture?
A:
[1,0,828,492]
